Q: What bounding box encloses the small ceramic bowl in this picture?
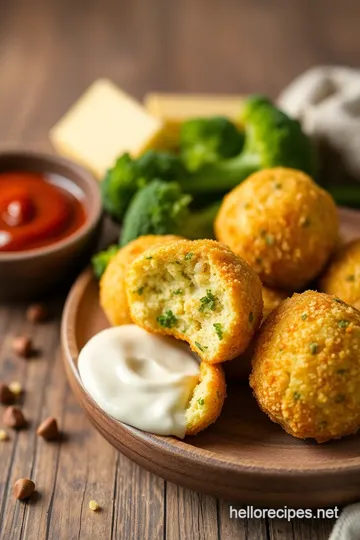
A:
[0,151,103,301]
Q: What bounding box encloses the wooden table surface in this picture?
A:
[0,1,359,538]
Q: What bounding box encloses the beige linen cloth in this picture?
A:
[330,504,360,540]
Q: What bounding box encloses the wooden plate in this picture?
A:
[61,208,360,508]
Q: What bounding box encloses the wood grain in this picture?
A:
[0,0,360,538]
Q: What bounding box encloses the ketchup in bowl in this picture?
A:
[0,172,86,252]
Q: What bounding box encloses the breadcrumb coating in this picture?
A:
[100,235,183,326]
[250,291,360,442]
[215,167,339,291]
[224,286,288,381]
[262,286,288,321]
[320,239,360,310]
[126,239,263,364]
[186,361,226,435]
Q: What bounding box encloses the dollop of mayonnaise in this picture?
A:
[78,325,200,438]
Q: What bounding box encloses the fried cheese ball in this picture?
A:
[186,361,226,435]
[320,239,360,310]
[261,286,288,321]
[224,286,288,381]
[100,235,183,326]
[215,167,339,291]
[126,239,263,364]
[250,291,360,443]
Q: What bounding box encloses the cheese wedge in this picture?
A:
[50,79,164,179]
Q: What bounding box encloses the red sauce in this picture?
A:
[0,172,86,252]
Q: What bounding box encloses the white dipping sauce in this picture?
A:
[78,325,200,438]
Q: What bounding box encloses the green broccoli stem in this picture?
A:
[180,152,260,194]
[325,185,360,208]
[181,201,221,240]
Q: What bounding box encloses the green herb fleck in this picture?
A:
[145,256,153,260]
[301,217,311,227]
[249,312,254,323]
[335,394,345,403]
[255,257,263,265]
[199,290,217,312]
[213,323,224,340]
[274,182,282,189]
[137,286,144,295]
[334,297,344,304]
[301,313,308,320]
[338,320,350,328]
[265,234,274,246]
[197,398,205,406]
[337,368,347,374]
[195,341,208,352]
[184,252,193,260]
[346,274,355,282]
[310,342,319,355]
[293,392,301,401]
[173,289,183,295]
[157,310,178,328]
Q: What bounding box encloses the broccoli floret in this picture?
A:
[101,150,188,222]
[180,116,244,172]
[180,95,317,194]
[136,149,187,181]
[91,245,119,279]
[120,180,220,246]
[101,153,135,222]
[181,201,221,241]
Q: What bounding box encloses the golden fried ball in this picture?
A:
[250,291,360,443]
[320,239,360,310]
[186,361,226,435]
[262,286,288,321]
[126,239,263,364]
[215,167,339,291]
[100,235,183,326]
[224,286,287,381]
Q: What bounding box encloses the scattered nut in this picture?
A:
[14,478,35,500]
[12,336,32,358]
[26,303,48,323]
[3,406,27,429]
[8,381,23,396]
[0,383,16,405]
[37,417,60,440]
[89,500,100,511]
[0,429,9,441]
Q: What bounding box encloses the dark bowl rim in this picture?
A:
[0,150,103,261]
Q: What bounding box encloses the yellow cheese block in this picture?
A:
[144,93,244,122]
[144,93,244,151]
[50,79,164,179]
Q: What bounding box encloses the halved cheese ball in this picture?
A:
[100,235,183,326]
[186,361,226,435]
[126,239,263,364]
[215,167,339,291]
